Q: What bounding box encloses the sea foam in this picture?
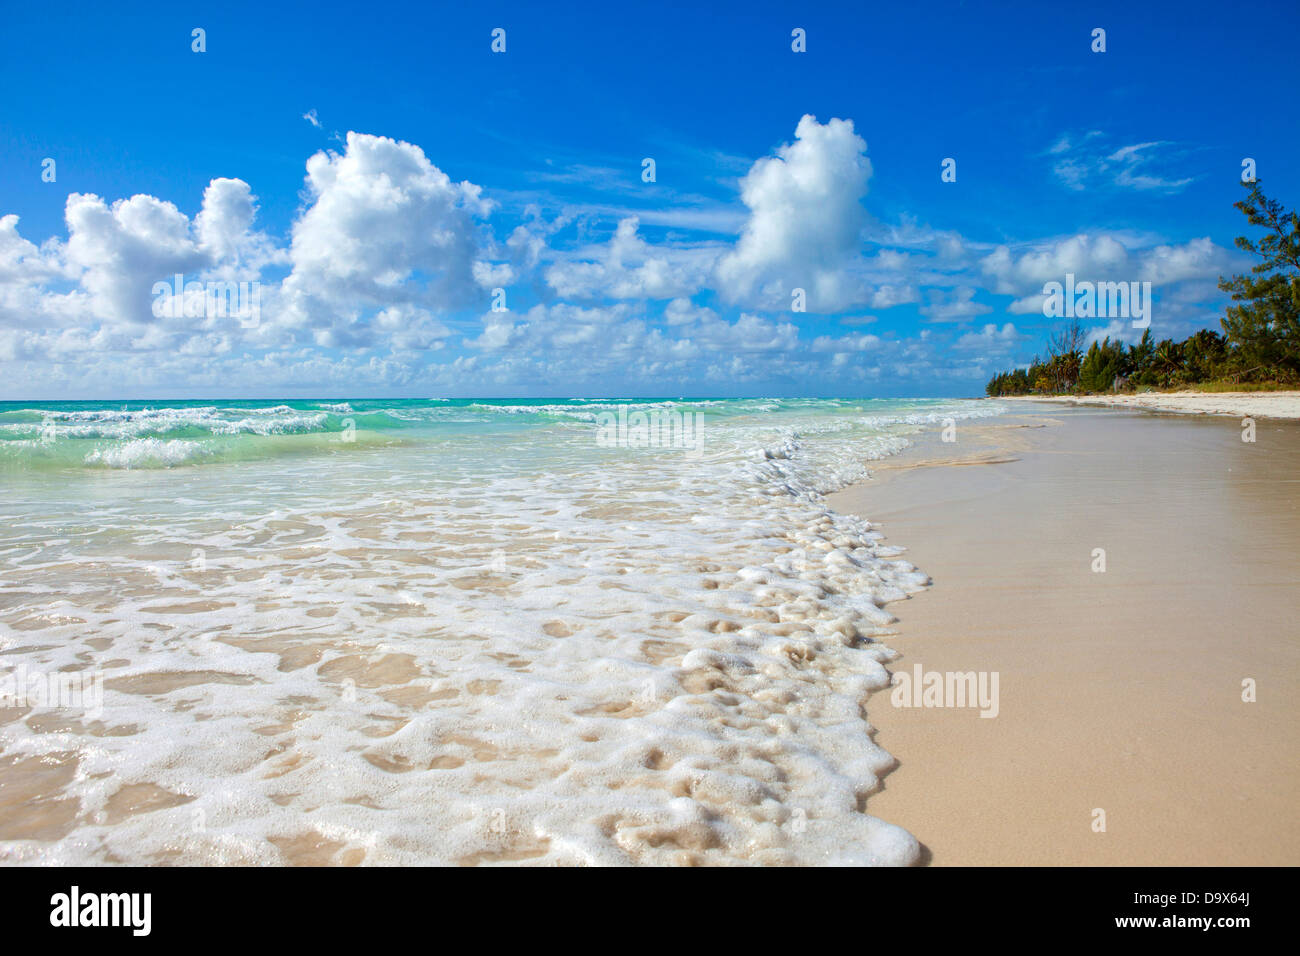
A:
[0,398,1003,865]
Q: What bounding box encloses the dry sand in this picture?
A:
[829,404,1300,865]
[1003,390,1300,419]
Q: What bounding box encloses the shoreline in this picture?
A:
[997,390,1300,419]
[830,404,1300,865]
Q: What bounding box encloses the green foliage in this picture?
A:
[1217,180,1300,381]
[1077,337,1128,392]
[985,367,1032,396]
[1127,329,1155,383]
[1181,329,1228,383]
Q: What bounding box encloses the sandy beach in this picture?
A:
[3,397,1295,866]
[1002,390,1300,419]
[830,403,1300,865]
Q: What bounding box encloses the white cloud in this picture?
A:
[195,178,255,261]
[982,234,1131,294]
[63,192,207,324]
[1084,319,1130,346]
[715,115,872,311]
[1138,237,1231,284]
[811,331,880,352]
[0,118,1246,395]
[196,178,285,275]
[279,132,495,330]
[1048,133,1194,193]
[919,286,991,323]
[664,297,717,326]
[371,304,453,351]
[545,217,713,300]
[982,233,1234,299]
[869,284,919,308]
[955,322,1020,351]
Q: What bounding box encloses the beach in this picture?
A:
[830,402,1300,865]
[3,396,1296,866]
[1002,390,1300,419]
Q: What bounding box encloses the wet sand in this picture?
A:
[829,405,1300,865]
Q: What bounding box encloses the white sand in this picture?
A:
[1001,390,1300,419]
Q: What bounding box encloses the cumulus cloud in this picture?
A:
[0,132,503,368]
[919,286,992,323]
[954,322,1020,351]
[0,214,67,287]
[716,115,872,311]
[63,192,207,325]
[869,284,919,308]
[195,178,257,262]
[371,304,453,351]
[279,132,497,331]
[663,297,718,326]
[542,116,882,313]
[545,217,713,300]
[982,233,1234,299]
[982,234,1131,295]
[1138,237,1232,284]
[691,312,801,353]
[811,331,880,352]
[0,117,1246,395]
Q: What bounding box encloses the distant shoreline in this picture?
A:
[997,390,1300,419]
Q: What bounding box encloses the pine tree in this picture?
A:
[1218,181,1300,380]
[1078,337,1127,392]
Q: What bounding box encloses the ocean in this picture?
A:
[0,397,1003,864]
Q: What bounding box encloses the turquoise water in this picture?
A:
[0,396,1004,865]
[0,397,972,472]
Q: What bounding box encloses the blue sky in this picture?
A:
[1,0,1297,398]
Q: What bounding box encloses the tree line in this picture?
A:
[986,181,1300,396]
